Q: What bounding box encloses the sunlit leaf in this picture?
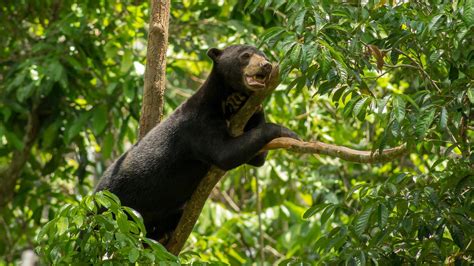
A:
[467,87,474,103]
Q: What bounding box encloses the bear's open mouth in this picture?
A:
[245,74,267,88]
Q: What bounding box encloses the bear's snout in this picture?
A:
[261,62,272,76]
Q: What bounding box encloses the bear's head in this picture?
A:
[207,45,274,93]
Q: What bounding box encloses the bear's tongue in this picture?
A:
[246,75,266,87]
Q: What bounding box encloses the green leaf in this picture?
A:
[429,50,443,63]
[261,27,286,47]
[377,204,388,228]
[294,10,307,33]
[102,132,114,159]
[318,79,338,95]
[95,215,115,231]
[65,112,91,144]
[16,83,35,102]
[320,204,337,226]
[120,50,134,73]
[73,215,84,228]
[463,0,474,26]
[314,236,329,252]
[390,49,400,64]
[37,218,56,241]
[326,229,346,252]
[392,95,406,123]
[117,212,130,233]
[416,108,436,138]
[103,190,121,205]
[358,251,366,266]
[303,203,330,219]
[290,44,301,66]
[439,107,448,130]
[353,97,371,121]
[84,196,97,213]
[448,223,465,249]
[92,105,108,136]
[95,192,112,208]
[346,184,367,200]
[354,206,373,236]
[4,130,24,150]
[9,71,26,92]
[390,119,400,138]
[49,60,64,82]
[332,86,346,103]
[42,121,60,149]
[123,207,145,233]
[106,82,118,95]
[467,87,474,103]
[400,94,419,110]
[56,217,69,235]
[343,96,361,118]
[128,249,139,263]
[428,14,444,31]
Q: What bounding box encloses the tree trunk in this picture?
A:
[139,0,170,139]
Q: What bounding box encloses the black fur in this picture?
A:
[95,45,298,241]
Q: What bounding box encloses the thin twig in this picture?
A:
[394,48,441,92]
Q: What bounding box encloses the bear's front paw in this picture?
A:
[278,126,300,140]
[264,123,300,141]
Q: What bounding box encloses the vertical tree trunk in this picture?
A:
[139,0,170,139]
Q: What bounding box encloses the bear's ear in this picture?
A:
[207,48,223,62]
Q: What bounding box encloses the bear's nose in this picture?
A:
[261,62,272,74]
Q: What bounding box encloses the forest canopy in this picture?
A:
[0,0,473,264]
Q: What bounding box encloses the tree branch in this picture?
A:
[263,138,406,164]
[139,0,170,139]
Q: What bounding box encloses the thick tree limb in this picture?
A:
[139,0,170,139]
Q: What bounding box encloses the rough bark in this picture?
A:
[263,138,406,164]
[139,0,170,139]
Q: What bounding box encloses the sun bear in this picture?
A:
[95,45,298,242]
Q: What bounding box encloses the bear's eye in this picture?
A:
[240,52,251,60]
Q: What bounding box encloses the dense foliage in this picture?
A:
[1,0,473,264]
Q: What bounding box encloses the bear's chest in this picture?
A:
[221,92,249,121]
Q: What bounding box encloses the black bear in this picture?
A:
[95,45,298,242]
